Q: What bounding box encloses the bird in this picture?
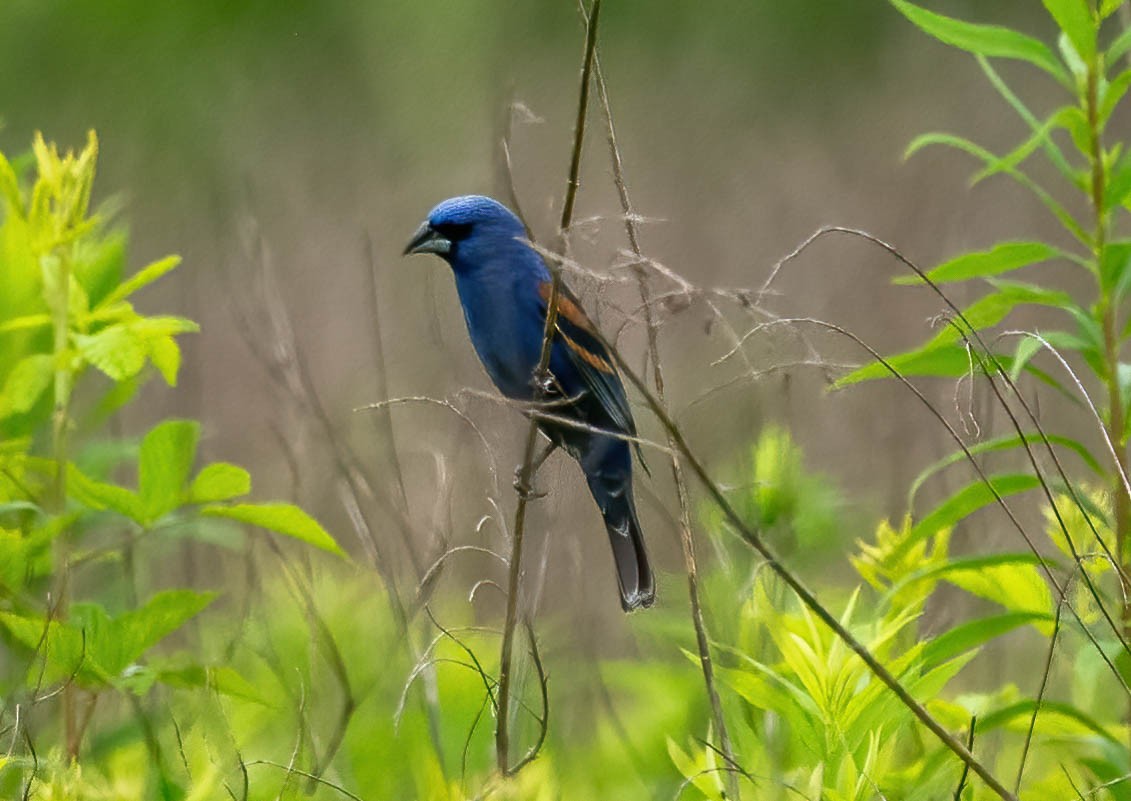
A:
[404,195,655,611]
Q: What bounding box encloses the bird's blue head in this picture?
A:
[403,195,532,274]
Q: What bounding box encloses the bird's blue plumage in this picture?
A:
[406,195,655,611]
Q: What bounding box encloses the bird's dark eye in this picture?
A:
[433,222,473,242]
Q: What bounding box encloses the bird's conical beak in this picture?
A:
[403,221,452,256]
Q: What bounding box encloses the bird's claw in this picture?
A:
[531,370,556,395]
[513,466,547,501]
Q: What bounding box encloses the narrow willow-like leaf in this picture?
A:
[0,150,23,218]
[1100,0,1123,19]
[835,343,990,386]
[907,132,1089,244]
[1058,30,1089,83]
[941,556,1056,625]
[1101,70,1131,126]
[975,56,1079,185]
[1103,241,1131,296]
[201,502,344,555]
[893,241,1061,286]
[1010,335,1044,380]
[1104,152,1131,211]
[838,282,1071,386]
[908,474,1042,548]
[921,611,1055,669]
[977,700,1122,744]
[886,552,1057,634]
[97,255,181,309]
[1041,0,1097,61]
[0,314,51,334]
[890,0,1071,86]
[908,431,1102,505]
[1110,24,1131,64]
[148,334,181,386]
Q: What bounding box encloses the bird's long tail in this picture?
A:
[585,470,655,612]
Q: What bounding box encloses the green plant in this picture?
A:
[0,132,339,796]
[814,0,1131,794]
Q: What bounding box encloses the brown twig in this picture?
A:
[1014,598,1062,795]
[953,716,976,801]
[496,0,601,776]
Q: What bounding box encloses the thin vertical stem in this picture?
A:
[1087,20,1131,736]
[496,0,602,776]
[47,247,77,759]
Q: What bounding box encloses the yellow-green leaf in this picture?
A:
[201,502,343,555]
[893,241,1061,285]
[190,462,251,504]
[890,0,1071,86]
[98,255,181,309]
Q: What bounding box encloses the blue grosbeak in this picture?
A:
[404,195,655,611]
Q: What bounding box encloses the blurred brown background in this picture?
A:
[0,0,1079,620]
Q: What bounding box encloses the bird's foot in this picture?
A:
[530,369,556,395]
[512,467,548,501]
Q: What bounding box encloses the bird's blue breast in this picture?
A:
[453,268,544,400]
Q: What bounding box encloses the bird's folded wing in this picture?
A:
[538,281,636,439]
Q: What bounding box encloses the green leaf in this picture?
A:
[0,150,23,218]
[910,474,1042,546]
[0,591,215,688]
[893,241,1061,286]
[1101,0,1124,19]
[1111,24,1131,64]
[0,313,51,334]
[139,420,200,523]
[97,255,181,309]
[974,57,1079,185]
[1010,335,1044,380]
[68,463,145,522]
[978,700,1121,744]
[1042,0,1096,61]
[146,662,268,705]
[100,590,215,675]
[835,344,955,386]
[201,502,344,555]
[922,611,1055,669]
[74,324,147,381]
[666,738,726,801]
[835,343,994,386]
[1101,70,1131,125]
[938,554,1055,621]
[839,281,1075,387]
[890,0,1071,86]
[147,334,182,386]
[74,228,126,309]
[134,315,199,337]
[1105,152,1131,211]
[1058,30,1089,83]
[0,354,53,419]
[908,431,1102,505]
[189,462,251,504]
[906,132,1089,244]
[0,609,101,685]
